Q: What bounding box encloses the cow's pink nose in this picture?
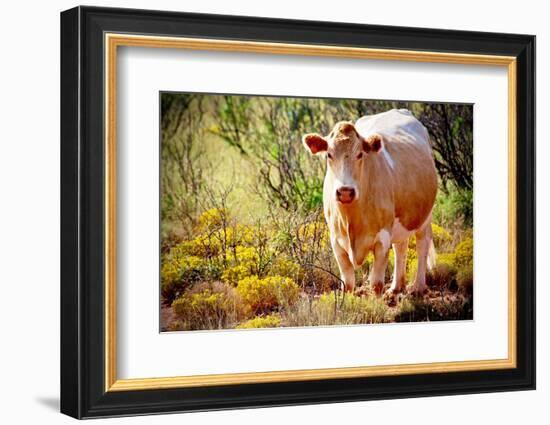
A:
[336,187,356,203]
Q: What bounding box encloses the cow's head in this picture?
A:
[302,121,383,204]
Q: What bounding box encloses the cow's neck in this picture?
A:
[342,155,393,227]
[334,199,373,266]
[332,155,394,266]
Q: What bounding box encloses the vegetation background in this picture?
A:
[160,93,474,331]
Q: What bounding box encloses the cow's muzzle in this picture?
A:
[336,186,356,204]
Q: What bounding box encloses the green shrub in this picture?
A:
[161,255,206,305]
[236,314,281,329]
[457,267,473,295]
[433,186,473,227]
[236,275,300,314]
[221,264,252,286]
[183,210,266,262]
[197,207,225,231]
[454,237,473,268]
[431,223,453,250]
[220,246,258,285]
[230,245,258,263]
[229,223,258,247]
[171,282,246,330]
[269,256,301,280]
[168,238,210,258]
[437,253,457,268]
[221,245,276,285]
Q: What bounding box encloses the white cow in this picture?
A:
[302,109,437,295]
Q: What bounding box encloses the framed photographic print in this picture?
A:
[60,6,536,419]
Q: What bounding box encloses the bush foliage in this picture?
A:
[236,314,282,329]
[236,275,300,315]
[162,209,474,330]
[172,282,247,330]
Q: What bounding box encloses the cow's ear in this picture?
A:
[302,133,328,155]
[362,134,383,153]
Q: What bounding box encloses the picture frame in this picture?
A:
[60,5,535,419]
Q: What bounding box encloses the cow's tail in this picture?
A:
[427,240,437,271]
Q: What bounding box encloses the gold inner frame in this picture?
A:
[104,33,517,392]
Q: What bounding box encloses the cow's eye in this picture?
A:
[356,152,363,160]
[327,153,333,160]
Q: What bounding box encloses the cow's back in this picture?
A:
[355,109,429,149]
[355,109,437,231]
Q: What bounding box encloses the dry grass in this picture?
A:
[170,281,247,331]
[281,292,393,327]
[164,280,473,331]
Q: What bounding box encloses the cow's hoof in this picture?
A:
[371,281,384,297]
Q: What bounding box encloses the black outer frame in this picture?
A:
[60,5,536,419]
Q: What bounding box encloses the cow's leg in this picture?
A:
[387,239,408,294]
[370,238,390,296]
[331,240,355,292]
[412,221,433,295]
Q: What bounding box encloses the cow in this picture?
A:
[302,109,437,296]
